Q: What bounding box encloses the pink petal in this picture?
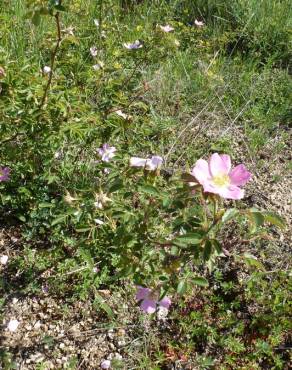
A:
[145,155,163,170]
[209,153,230,177]
[202,180,219,194]
[130,157,147,167]
[220,154,231,173]
[218,185,244,200]
[191,159,211,185]
[136,286,150,301]
[150,155,163,167]
[140,299,157,314]
[159,296,171,309]
[229,164,251,186]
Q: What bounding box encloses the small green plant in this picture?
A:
[48,148,284,312]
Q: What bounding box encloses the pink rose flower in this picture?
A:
[0,167,10,182]
[97,144,116,162]
[90,46,98,57]
[194,19,204,27]
[136,286,171,314]
[191,153,251,200]
[130,155,163,171]
[123,40,143,50]
[159,25,174,33]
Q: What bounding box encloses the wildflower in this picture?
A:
[159,24,174,33]
[94,218,104,225]
[194,19,204,27]
[92,266,100,273]
[97,144,116,162]
[136,286,171,314]
[43,66,51,74]
[94,191,111,210]
[0,255,8,265]
[94,19,99,27]
[7,319,20,332]
[130,155,163,171]
[123,40,143,50]
[64,191,78,204]
[93,61,104,71]
[191,153,251,200]
[42,284,49,294]
[54,151,63,160]
[63,26,74,36]
[100,359,111,369]
[90,46,98,57]
[0,167,10,182]
[115,110,132,120]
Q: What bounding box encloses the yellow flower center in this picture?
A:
[212,174,230,187]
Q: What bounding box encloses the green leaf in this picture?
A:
[93,292,114,319]
[108,178,123,193]
[170,245,179,255]
[38,202,54,208]
[17,214,26,222]
[249,211,265,228]
[203,240,212,261]
[211,239,222,253]
[191,276,209,287]
[263,212,285,229]
[181,173,198,183]
[76,227,92,233]
[138,184,160,197]
[222,208,239,223]
[242,253,265,271]
[54,4,66,11]
[173,233,203,246]
[177,280,188,295]
[39,7,49,15]
[31,11,41,26]
[51,214,67,226]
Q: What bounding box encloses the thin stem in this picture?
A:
[39,8,62,108]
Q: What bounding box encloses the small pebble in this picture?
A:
[101,359,111,369]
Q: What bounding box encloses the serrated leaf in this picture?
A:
[222,208,239,223]
[263,212,285,229]
[177,280,188,295]
[173,233,203,246]
[139,184,160,197]
[192,276,209,287]
[243,253,265,271]
[249,211,265,227]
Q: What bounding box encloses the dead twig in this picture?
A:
[39,6,62,108]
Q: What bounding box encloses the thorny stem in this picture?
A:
[39,7,62,108]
